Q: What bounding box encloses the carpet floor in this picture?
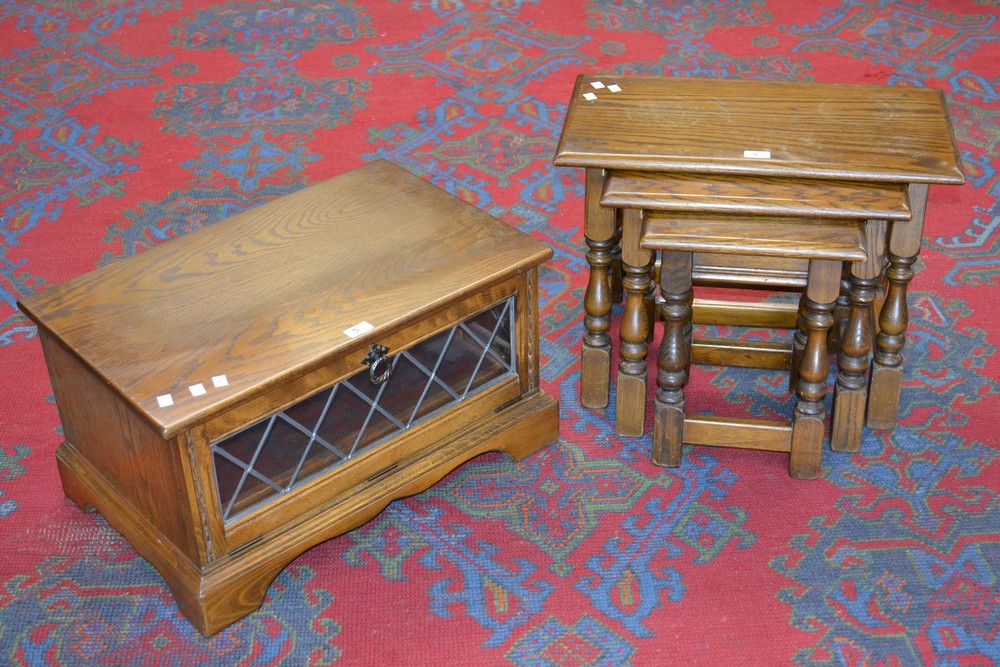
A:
[1,1,998,665]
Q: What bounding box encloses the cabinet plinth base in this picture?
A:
[57,390,559,636]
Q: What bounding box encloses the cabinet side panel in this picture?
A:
[38,329,204,563]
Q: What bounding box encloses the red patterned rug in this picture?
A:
[2,1,998,665]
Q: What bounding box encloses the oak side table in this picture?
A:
[19,160,559,635]
[553,75,964,437]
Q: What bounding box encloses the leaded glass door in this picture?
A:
[211,297,516,523]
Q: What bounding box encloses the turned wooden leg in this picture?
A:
[616,208,653,436]
[830,266,852,352]
[832,271,879,451]
[582,235,613,408]
[789,259,839,479]
[580,168,616,409]
[652,251,692,467]
[868,183,927,429]
[832,220,886,452]
[609,216,624,303]
[644,258,658,343]
[867,252,914,428]
[789,295,807,392]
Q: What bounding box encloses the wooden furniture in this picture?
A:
[18,160,559,636]
[601,171,910,452]
[641,212,869,478]
[553,75,964,441]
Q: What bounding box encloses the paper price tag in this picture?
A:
[344,321,375,338]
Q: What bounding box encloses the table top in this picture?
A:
[20,160,552,436]
[554,75,965,185]
[602,171,912,220]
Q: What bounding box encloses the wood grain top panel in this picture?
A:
[641,212,868,261]
[19,160,552,436]
[554,75,965,184]
[602,171,912,220]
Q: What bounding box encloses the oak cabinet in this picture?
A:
[19,160,559,635]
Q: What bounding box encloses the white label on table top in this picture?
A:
[607,84,622,92]
[583,92,598,101]
[212,374,229,388]
[743,150,771,159]
[344,321,375,338]
[590,81,605,89]
[156,394,174,408]
[189,383,207,397]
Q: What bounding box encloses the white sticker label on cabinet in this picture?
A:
[743,150,771,159]
[189,383,207,397]
[583,92,598,101]
[591,81,605,89]
[212,375,229,388]
[344,321,375,338]
[156,394,174,408]
[607,84,622,92]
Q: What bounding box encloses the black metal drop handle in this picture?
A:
[362,344,392,385]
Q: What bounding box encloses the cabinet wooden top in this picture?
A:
[554,75,964,185]
[19,160,552,436]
